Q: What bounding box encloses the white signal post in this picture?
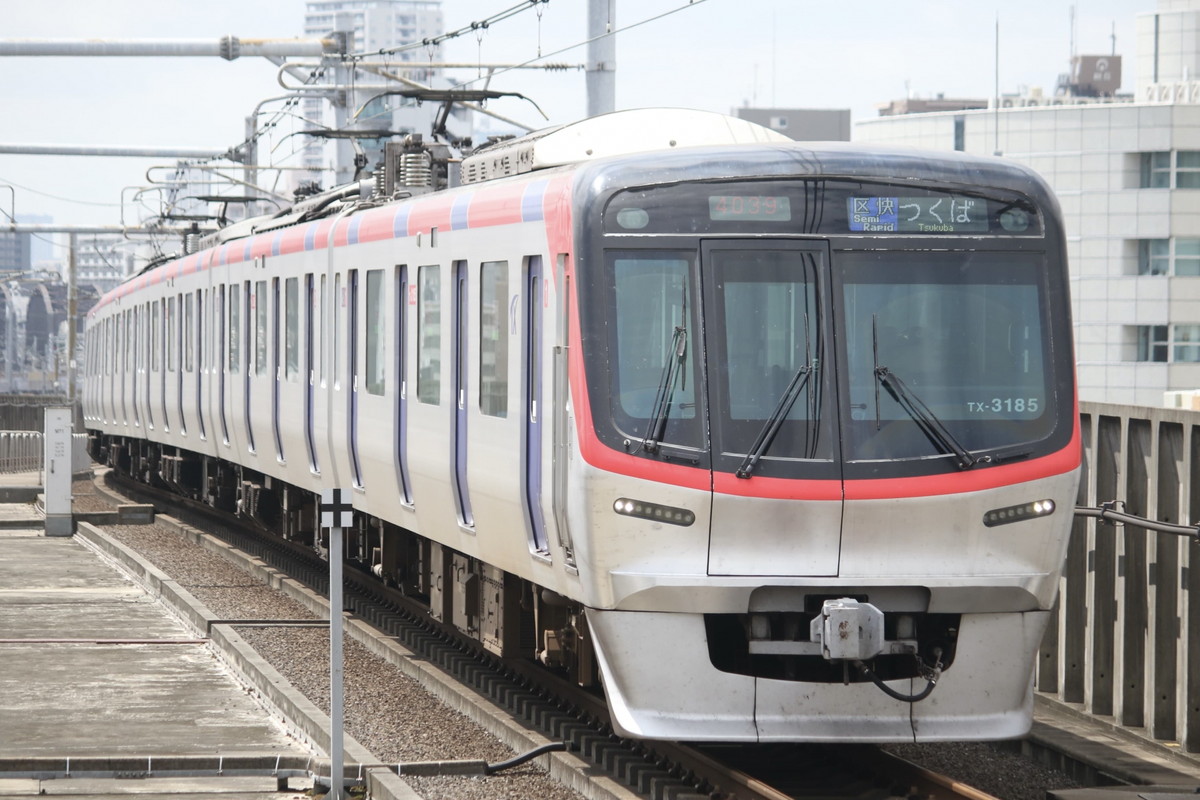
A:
[319,488,353,800]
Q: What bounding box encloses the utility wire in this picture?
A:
[352,0,549,59]
[452,0,710,90]
[0,176,121,207]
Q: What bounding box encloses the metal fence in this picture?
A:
[1039,401,1200,752]
[0,431,90,476]
[0,395,78,432]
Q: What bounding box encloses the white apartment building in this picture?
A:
[74,234,135,295]
[302,1,445,185]
[857,0,1200,406]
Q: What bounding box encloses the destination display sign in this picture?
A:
[848,196,991,233]
[708,195,792,222]
[602,179,1042,236]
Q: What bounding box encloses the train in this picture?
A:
[83,107,1081,743]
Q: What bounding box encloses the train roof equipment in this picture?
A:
[199,108,791,250]
[459,108,791,184]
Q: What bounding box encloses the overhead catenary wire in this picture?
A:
[352,0,551,60]
[451,0,711,92]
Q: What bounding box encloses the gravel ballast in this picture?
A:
[75,479,585,800]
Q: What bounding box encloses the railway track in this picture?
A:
[95,468,1021,800]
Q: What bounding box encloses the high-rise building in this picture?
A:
[75,235,134,295]
[856,0,1200,406]
[301,1,445,188]
[0,227,32,274]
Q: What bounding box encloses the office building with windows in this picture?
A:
[856,0,1200,406]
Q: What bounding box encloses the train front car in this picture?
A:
[565,144,1080,742]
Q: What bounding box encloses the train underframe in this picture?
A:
[92,433,598,688]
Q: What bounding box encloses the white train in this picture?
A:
[84,108,1081,742]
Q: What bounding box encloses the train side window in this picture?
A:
[152,300,160,371]
[228,288,240,373]
[185,293,194,372]
[199,290,206,372]
[333,273,341,389]
[318,274,326,386]
[418,264,440,404]
[366,268,385,395]
[255,280,268,376]
[480,260,508,418]
[166,296,176,372]
[285,277,299,381]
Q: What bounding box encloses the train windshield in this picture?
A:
[608,252,704,453]
[839,251,1054,470]
[593,244,1060,477]
[701,243,836,477]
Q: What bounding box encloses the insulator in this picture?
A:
[398,152,432,188]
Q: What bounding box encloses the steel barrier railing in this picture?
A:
[0,431,90,476]
[1039,401,1200,753]
[0,431,44,473]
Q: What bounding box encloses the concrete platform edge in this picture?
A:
[1030,694,1200,785]
[72,521,395,798]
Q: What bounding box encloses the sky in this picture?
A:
[0,0,1158,241]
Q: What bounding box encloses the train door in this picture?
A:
[304,273,318,472]
[523,256,549,554]
[218,285,229,444]
[178,293,188,436]
[701,241,843,577]
[157,300,168,432]
[551,255,576,567]
[131,309,140,428]
[348,268,363,487]
[272,277,284,461]
[393,265,411,503]
[196,289,206,440]
[244,280,257,453]
[144,302,154,430]
[120,310,129,426]
[452,260,473,528]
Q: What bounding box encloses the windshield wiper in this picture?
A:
[869,314,986,470]
[640,325,687,453]
[873,365,989,470]
[736,362,814,478]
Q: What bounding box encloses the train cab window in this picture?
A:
[839,251,1053,465]
[704,246,834,468]
[285,277,299,381]
[480,261,508,417]
[606,252,701,450]
[228,289,240,373]
[365,269,385,395]
[418,265,440,404]
[254,280,267,376]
